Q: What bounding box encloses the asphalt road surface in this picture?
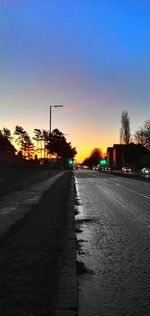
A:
[75,169,150,316]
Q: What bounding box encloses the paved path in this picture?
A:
[0,171,77,316]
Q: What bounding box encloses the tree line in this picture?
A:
[0,125,77,163]
[82,148,103,168]
[120,110,150,150]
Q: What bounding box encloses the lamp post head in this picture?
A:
[54,105,63,108]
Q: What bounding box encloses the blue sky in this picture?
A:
[0,0,150,161]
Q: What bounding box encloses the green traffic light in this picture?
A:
[68,159,73,165]
[99,158,107,166]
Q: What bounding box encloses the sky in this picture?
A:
[0,0,150,162]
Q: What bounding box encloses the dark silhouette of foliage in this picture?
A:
[2,128,13,142]
[33,129,44,158]
[14,125,34,159]
[33,129,43,143]
[82,148,102,168]
[120,111,131,144]
[0,128,16,152]
[0,124,77,164]
[46,128,77,165]
[24,134,34,159]
[48,129,66,157]
[134,119,150,150]
[42,129,50,157]
[33,129,50,158]
[14,125,26,151]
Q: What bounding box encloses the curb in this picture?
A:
[53,174,77,316]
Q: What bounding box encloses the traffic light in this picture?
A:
[68,159,73,165]
[99,158,107,166]
[67,159,73,169]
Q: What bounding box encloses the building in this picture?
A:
[107,143,150,170]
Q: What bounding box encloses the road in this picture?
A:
[75,169,150,316]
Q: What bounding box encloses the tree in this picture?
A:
[82,148,102,168]
[134,119,150,150]
[48,129,67,157]
[42,129,50,158]
[1,128,13,142]
[120,111,131,144]
[33,129,49,158]
[14,125,26,155]
[33,129,43,158]
[46,128,77,166]
[14,125,34,159]
[23,134,34,159]
[0,128,16,152]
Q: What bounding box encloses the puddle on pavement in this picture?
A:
[76,238,89,256]
[74,176,94,276]
[77,260,93,275]
[75,225,83,234]
[74,175,109,315]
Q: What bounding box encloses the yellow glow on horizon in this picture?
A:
[69,128,111,163]
[75,145,107,163]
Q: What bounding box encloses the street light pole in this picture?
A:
[49,105,52,134]
[49,105,63,134]
[49,105,63,177]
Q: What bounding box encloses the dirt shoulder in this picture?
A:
[0,171,77,316]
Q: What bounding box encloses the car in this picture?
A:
[99,166,111,172]
[141,167,150,175]
[93,166,99,170]
[122,166,132,173]
[103,166,111,171]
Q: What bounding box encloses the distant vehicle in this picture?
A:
[141,167,150,175]
[122,166,132,173]
[99,166,111,172]
[93,166,99,170]
[103,166,110,171]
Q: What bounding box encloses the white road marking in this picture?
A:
[116,184,150,199]
[107,181,150,200]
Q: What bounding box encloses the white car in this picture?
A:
[141,167,150,175]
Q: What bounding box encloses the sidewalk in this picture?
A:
[0,171,65,237]
[0,171,77,315]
